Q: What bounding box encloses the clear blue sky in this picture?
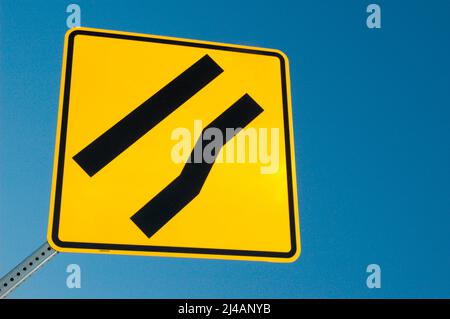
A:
[1,0,449,298]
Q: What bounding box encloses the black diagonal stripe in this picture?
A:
[131,94,264,238]
[73,55,223,177]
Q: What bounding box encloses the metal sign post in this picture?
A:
[0,242,58,299]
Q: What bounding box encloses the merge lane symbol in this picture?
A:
[73,55,264,238]
[132,94,263,238]
[73,54,223,176]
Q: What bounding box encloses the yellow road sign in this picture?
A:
[47,27,300,262]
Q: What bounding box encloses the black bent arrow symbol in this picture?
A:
[73,55,263,238]
[131,94,263,238]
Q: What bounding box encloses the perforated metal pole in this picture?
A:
[0,241,58,299]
